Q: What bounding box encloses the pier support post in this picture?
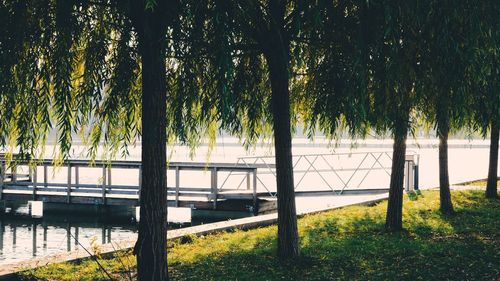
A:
[32,222,37,257]
[28,201,44,218]
[253,169,257,215]
[413,165,419,190]
[135,206,140,222]
[404,155,415,192]
[211,168,218,210]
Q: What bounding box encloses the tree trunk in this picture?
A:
[264,39,300,260]
[438,122,454,214]
[134,7,169,281]
[385,127,408,231]
[486,121,499,198]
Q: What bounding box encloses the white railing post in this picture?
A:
[67,164,71,204]
[211,167,218,209]
[246,172,250,190]
[175,166,180,207]
[107,167,112,187]
[102,165,107,205]
[74,166,79,189]
[43,165,48,188]
[32,166,37,200]
[253,168,257,213]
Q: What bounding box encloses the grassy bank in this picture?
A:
[21,190,499,281]
[461,178,500,186]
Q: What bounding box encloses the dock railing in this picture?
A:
[229,151,419,197]
[0,158,258,209]
[0,151,419,206]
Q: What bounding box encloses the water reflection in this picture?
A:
[0,204,250,265]
[0,204,138,265]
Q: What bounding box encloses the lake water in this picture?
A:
[0,203,251,265]
[0,203,138,265]
[0,137,497,266]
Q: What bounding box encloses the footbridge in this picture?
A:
[0,151,418,215]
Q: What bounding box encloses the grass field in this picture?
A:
[21,190,500,281]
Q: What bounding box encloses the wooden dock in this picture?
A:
[0,151,418,215]
[0,158,275,214]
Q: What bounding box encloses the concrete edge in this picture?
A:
[0,194,389,279]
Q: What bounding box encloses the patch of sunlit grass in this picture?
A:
[22,190,500,281]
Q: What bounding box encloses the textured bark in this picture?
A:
[385,130,407,231]
[134,6,169,281]
[438,123,454,214]
[486,121,499,198]
[264,35,300,260]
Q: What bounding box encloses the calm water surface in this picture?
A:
[0,203,138,265]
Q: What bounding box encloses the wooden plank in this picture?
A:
[166,192,212,198]
[6,182,139,190]
[167,187,212,192]
[30,187,135,195]
[216,193,254,200]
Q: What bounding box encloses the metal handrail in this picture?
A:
[226,151,419,197]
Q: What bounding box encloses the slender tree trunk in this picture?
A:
[438,122,454,214]
[134,6,169,281]
[385,126,408,231]
[486,121,499,198]
[264,38,300,260]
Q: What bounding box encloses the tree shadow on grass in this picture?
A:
[169,193,500,281]
[23,191,498,281]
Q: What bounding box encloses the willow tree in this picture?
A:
[233,2,301,259]
[0,1,180,280]
[301,1,371,140]
[468,0,500,198]
[303,0,425,231]
[0,1,55,156]
[366,0,424,231]
[417,0,471,214]
[177,0,300,259]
